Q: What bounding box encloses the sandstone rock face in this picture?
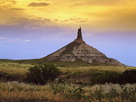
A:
[45,28,124,66]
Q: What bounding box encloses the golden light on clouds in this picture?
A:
[0,0,136,31]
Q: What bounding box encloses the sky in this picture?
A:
[0,0,136,66]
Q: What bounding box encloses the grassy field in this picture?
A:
[0,61,135,74]
[0,61,136,102]
[0,62,32,74]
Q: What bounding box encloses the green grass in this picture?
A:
[0,61,135,74]
[0,62,32,74]
[0,61,33,68]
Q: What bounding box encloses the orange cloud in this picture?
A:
[10,8,25,10]
[28,2,50,7]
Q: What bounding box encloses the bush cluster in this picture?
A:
[90,71,120,85]
[118,69,136,84]
[90,69,136,84]
[26,64,61,85]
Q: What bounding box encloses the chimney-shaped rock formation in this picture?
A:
[75,27,85,43]
[44,28,124,66]
[77,27,83,40]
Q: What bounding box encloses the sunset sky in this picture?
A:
[0,0,136,66]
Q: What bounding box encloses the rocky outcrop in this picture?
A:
[44,28,124,66]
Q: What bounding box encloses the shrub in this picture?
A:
[90,71,121,85]
[119,69,136,84]
[0,72,25,82]
[90,69,136,84]
[26,64,61,85]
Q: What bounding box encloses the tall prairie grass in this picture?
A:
[0,81,136,102]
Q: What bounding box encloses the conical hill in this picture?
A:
[44,28,124,66]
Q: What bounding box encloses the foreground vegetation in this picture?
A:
[0,81,136,102]
[0,62,136,85]
[0,61,136,102]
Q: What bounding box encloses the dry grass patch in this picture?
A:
[0,82,136,102]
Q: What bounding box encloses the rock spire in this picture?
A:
[77,27,83,40]
[44,28,124,66]
[75,27,85,43]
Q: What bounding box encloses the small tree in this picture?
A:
[26,64,61,85]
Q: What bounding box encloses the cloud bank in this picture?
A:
[0,0,136,32]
